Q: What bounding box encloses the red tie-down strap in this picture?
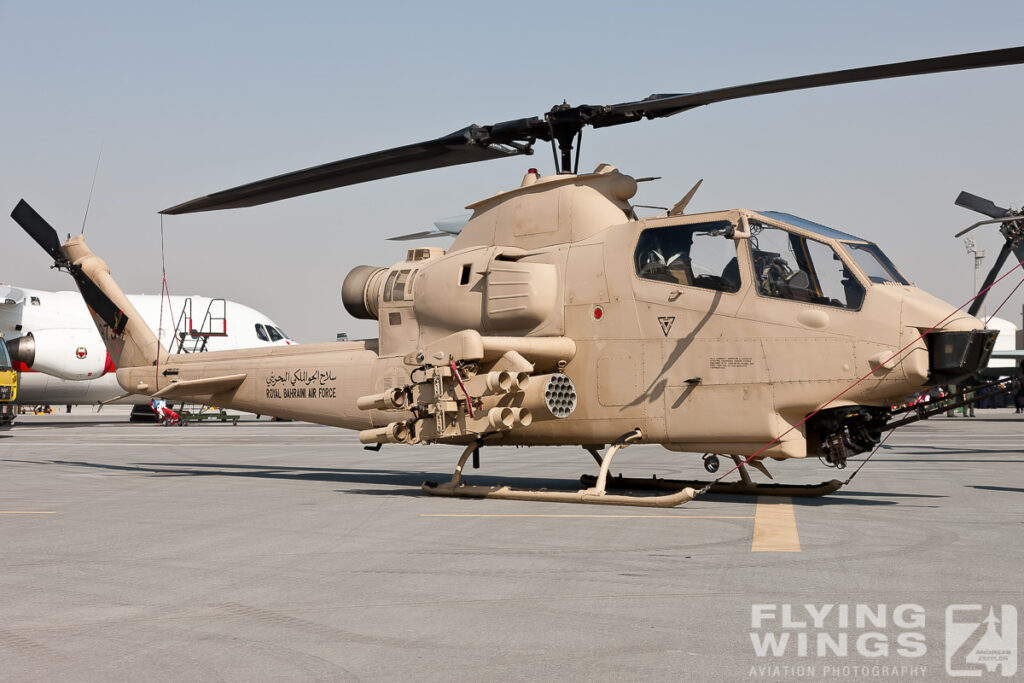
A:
[450,360,474,418]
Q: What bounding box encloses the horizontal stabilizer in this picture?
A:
[98,392,135,406]
[152,373,247,398]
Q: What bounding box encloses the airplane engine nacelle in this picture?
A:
[5,330,109,380]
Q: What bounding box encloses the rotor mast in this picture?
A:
[546,103,586,174]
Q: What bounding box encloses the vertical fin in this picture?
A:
[60,235,167,371]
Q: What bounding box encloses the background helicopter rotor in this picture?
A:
[954,190,1024,317]
[955,190,1011,220]
[160,45,1024,216]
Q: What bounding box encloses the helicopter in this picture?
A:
[11,45,1024,507]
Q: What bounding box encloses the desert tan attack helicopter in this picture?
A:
[12,46,1024,507]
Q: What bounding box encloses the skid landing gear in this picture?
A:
[581,455,843,498]
[422,429,699,508]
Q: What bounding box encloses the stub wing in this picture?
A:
[151,373,248,398]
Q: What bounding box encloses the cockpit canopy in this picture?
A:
[758,212,908,286]
[633,211,908,311]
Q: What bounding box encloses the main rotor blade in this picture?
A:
[955,190,1009,219]
[605,45,1024,120]
[162,45,1024,214]
[10,199,64,260]
[161,127,526,214]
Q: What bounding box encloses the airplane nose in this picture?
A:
[925,329,998,384]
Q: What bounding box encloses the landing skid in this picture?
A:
[422,429,699,508]
[581,454,843,498]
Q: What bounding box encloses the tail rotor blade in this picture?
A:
[955,191,1009,219]
[10,199,64,260]
[70,267,128,335]
[9,200,128,335]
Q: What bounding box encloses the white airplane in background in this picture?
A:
[0,284,296,406]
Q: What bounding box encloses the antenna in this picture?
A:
[80,141,104,235]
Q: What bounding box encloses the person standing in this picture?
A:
[958,384,976,418]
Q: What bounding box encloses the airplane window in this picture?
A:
[634,221,740,293]
[266,325,283,342]
[255,324,270,341]
[843,242,909,285]
[749,222,864,309]
[273,327,290,340]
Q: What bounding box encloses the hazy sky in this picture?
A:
[2,1,1024,342]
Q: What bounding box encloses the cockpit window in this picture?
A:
[266,325,283,342]
[842,242,909,285]
[634,221,741,293]
[255,324,269,341]
[273,327,290,340]
[749,221,864,310]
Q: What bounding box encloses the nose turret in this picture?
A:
[900,290,998,385]
[924,329,999,385]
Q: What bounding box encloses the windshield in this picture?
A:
[757,211,909,286]
[0,340,11,371]
[842,242,909,285]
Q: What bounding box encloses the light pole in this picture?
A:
[964,237,986,318]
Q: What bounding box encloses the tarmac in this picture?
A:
[0,407,1021,681]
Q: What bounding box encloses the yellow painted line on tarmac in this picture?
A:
[421,513,753,519]
[751,497,801,552]
[0,511,56,514]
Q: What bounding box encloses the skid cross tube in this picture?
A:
[422,429,699,507]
